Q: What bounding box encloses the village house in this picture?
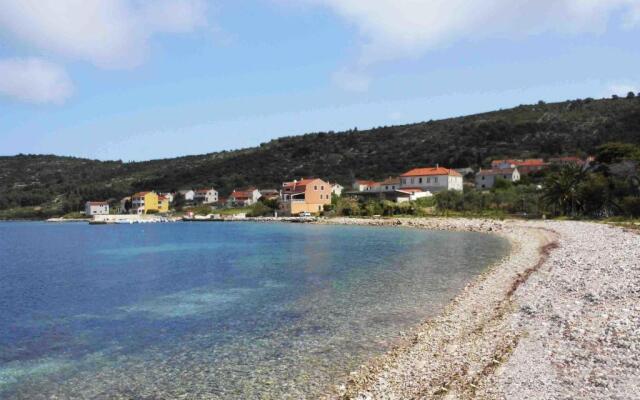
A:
[157,195,170,213]
[395,188,433,203]
[228,188,261,206]
[331,183,344,197]
[280,178,332,215]
[352,180,377,192]
[400,166,463,193]
[85,201,109,216]
[178,189,195,202]
[194,188,218,204]
[259,189,280,201]
[379,177,400,192]
[158,192,174,203]
[491,159,546,175]
[476,168,521,189]
[131,191,159,214]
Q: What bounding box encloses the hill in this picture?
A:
[2,95,640,217]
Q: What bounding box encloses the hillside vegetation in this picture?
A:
[2,96,640,218]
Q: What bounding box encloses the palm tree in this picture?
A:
[542,165,586,216]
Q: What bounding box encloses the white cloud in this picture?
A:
[310,0,640,64]
[0,0,208,69]
[0,58,74,104]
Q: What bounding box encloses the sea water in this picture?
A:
[0,221,508,399]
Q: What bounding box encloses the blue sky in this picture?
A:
[1,0,639,161]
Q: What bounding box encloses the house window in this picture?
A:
[427,177,430,183]
[418,178,422,183]
[410,178,414,184]
[434,177,438,183]
[482,176,485,180]
[314,185,318,190]
[321,186,324,190]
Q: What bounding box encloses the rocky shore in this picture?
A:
[315,218,640,400]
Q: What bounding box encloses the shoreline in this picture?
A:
[313,218,639,399]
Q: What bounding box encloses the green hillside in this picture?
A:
[2,95,640,218]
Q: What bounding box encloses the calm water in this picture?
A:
[0,221,508,399]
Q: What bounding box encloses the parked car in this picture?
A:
[298,212,312,217]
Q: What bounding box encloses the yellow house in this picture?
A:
[131,191,159,214]
[158,195,170,213]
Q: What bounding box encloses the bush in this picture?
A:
[248,202,273,217]
[621,197,640,217]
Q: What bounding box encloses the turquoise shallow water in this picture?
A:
[0,221,509,399]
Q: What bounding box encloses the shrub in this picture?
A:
[621,197,640,218]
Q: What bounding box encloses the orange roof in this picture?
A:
[355,179,377,186]
[282,178,324,194]
[231,190,253,199]
[400,167,461,177]
[283,178,316,187]
[516,159,545,166]
[132,191,151,198]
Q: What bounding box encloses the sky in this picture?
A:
[1,0,639,161]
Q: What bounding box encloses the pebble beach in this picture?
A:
[316,218,640,400]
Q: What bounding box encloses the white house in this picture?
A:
[395,189,433,203]
[352,180,377,192]
[476,168,520,189]
[178,189,195,202]
[85,201,109,216]
[379,177,400,192]
[400,166,463,193]
[331,183,344,197]
[228,188,261,206]
[194,188,218,204]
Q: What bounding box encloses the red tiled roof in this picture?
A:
[231,190,254,199]
[282,178,325,194]
[132,191,150,198]
[516,159,545,166]
[355,179,377,186]
[195,188,213,194]
[400,167,462,177]
[87,201,108,205]
[283,178,316,187]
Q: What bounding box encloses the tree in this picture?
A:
[627,91,636,99]
[596,143,640,164]
[172,192,185,211]
[543,165,586,216]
